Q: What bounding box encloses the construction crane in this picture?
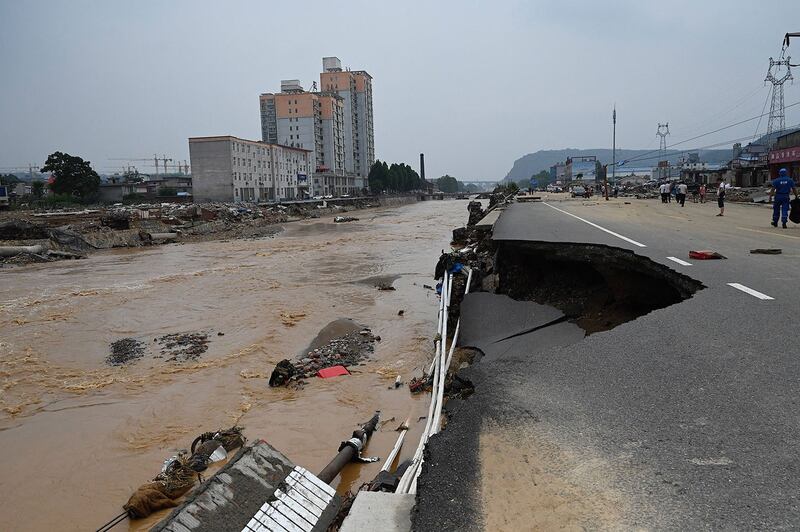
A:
[108,155,178,177]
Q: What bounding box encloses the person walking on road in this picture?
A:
[769,168,798,229]
[677,182,688,207]
[716,177,730,216]
[659,182,668,203]
[667,182,673,203]
[699,184,707,203]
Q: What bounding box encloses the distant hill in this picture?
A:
[504,148,733,181]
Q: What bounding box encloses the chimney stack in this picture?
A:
[420,153,425,181]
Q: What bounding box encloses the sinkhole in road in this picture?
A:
[495,241,704,334]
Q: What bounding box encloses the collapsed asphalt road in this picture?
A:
[414,199,800,530]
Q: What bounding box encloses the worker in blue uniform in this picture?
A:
[769,168,798,228]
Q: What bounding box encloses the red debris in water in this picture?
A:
[317,365,350,379]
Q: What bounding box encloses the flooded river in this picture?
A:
[0,199,468,531]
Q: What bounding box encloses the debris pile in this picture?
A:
[119,426,245,520]
[466,201,485,226]
[106,331,212,366]
[269,328,380,387]
[156,332,210,362]
[0,197,384,267]
[0,219,91,265]
[107,338,146,366]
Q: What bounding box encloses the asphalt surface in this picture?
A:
[414,197,800,530]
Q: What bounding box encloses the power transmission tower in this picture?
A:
[764,56,793,142]
[656,123,670,180]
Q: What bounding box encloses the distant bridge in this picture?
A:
[460,180,499,186]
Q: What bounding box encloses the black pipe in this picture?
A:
[317,412,380,484]
[420,153,425,181]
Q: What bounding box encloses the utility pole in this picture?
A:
[154,154,159,177]
[612,105,616,186]
[765,56,793,145]
[656,123,670,180]
[605,105,616,201]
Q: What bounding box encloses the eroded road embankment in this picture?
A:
[414,234,706,531]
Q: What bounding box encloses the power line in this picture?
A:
[616,100,800,167]
[619,121,800,167]
[679,84,767,138]
[752,86,772,141]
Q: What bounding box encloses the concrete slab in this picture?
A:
[340,492,414,532]
[152,442,340,532]
[458,292,565,348]
[473,206,504,229]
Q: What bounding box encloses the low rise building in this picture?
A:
[98,176,192,203]
[730,142,769,186]
[768,130,800,181]
[189,136,311,202]
[549,163,566,184]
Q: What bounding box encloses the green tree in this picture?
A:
[31,180,45,199]
[436,175,459,193]
[0,173,21,186]
[494,182,519,195]
[41,151,100,201]
[368,160,424,193]
[526,170,550,189]
[464,183,479,193]
[368,160,389,192]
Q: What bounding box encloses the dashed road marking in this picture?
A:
[666,256,692,266]
[542,202,647,248]
[727,283,774,300]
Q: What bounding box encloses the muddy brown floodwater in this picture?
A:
[0,199,468,531]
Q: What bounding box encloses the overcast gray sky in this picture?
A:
[2,0,799,180]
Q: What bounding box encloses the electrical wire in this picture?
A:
[616,100,800,167]
[679,84,767,138]
[617,121,800,167]
[752,85,773,141]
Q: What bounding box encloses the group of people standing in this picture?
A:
[656,168,798,227]
[659,181,691,206]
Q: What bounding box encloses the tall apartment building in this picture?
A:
[319,57,374,177]
[260,57,374,183]
[189,136,311,202]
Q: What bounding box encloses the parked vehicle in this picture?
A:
[0,185,9,209]
[570,186,586,198]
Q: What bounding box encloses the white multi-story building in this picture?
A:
[189,136,311,202]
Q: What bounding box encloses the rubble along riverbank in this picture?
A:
[0,194,421,267]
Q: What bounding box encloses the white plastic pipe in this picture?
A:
[400,267,474,494]
[398,271,450,493]
[444,267,472,370]
[430,274,453,435]
[380,419,410,473]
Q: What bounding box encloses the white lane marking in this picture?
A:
[542,202,647,248]
[727,283,774,300]
[666,256,692,266]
